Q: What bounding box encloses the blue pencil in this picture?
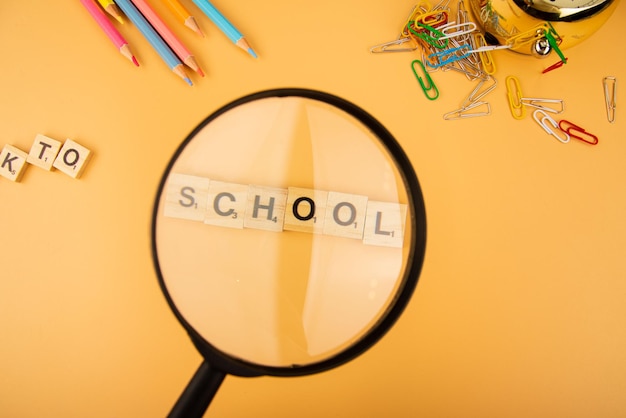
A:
[114,0,193,85]
[190,0,257,58]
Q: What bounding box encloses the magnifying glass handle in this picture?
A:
[168,361,226,417]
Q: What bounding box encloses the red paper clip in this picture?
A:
[542,58,568,74]
[558,120,599,145]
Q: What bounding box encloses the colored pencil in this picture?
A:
[190,0,257,58]
[113,0,193,85]
[97,0,125,24]
[130,0,205,76]
[81,0,139,66]
[162,0,204,37]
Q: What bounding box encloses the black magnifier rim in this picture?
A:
[150,88,427,378]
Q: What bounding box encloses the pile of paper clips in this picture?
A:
[369,0,569,120]
[506,75,617,146]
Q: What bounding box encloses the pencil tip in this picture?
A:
[185,78,193,86]
[248,48,258,59]
[197,68,205,77]
[132,56,139,67]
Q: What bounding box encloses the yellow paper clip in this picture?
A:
[402,3,429,37]
[506,76,525,120]
[506,23,547,49]
[412,59,439,100]
[603,76,617,123]
[473,32,496,75]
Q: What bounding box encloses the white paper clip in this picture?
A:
[533,109,570,143]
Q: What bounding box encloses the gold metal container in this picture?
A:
[467,0,620,57]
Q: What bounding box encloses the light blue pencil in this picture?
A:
[190,0,257,58]
[114,0,193,85]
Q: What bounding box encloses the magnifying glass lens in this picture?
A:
[153,90,423,373]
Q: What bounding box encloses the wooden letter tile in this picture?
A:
[27,134,62,170]
[0,144,29,182]
[52,139,92,178]
[163,173,210,222]
[284,187,328,234]
[244,185,288,232]
[204,180,248,229]
[363,201,407,248]
[322,191,368,239]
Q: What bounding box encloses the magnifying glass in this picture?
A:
[151,89,426,417]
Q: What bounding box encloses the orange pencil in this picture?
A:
[162,0,205,37]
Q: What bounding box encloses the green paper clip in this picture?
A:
[412,59,439,101]
[408,21,449,49]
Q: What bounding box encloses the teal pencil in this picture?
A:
[190,0,257,58]
[114,0,193,85]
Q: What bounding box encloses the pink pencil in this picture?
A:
[130,0,205,76]
[80,0,139,66]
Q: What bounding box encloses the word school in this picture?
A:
[164,173,408,248]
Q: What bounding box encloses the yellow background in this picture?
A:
[1,0,625,416]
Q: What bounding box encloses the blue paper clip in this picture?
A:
[412,59,439,100]
[426,45,470,68]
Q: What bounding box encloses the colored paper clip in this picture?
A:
[544,23,567,63]
[506,76,526,120]
[542,58,568,74]
[520,97,564,114]
[439,21,477,39]
[558,120,598,145]
[603,76,617,123]
[533,109,570,143]
[412,59,439,100]
[443,101,491,120]
[472,32,496,75]
[506,23,547,49]
[370,37,418,53]
[426,45,470,68]
[409,22,449,49]
[414,10,449,28]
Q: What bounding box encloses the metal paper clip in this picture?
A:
[558,120,598,145]
[603,76,617,123]
[369,37,418,53]
[520,97,564,114]
[506,76,525,120]
[461,75,497,108]
[443,101,491,120]
[455,0,472,43]
[533,109,570,143]
[412,59,439,100]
